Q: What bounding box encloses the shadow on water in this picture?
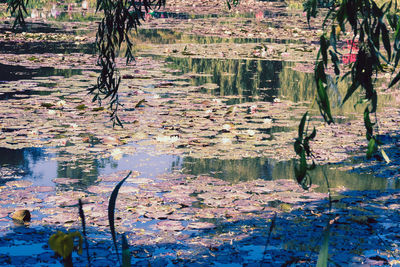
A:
[0,89,53,100]
[0,40,96,54]
[0,21,66,34]
[0,63,83,83]
[0,147,44,168]
[0,184,399,266]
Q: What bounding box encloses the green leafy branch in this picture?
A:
[7,0,165,126]
[294,112,317,190]
[49,231,83,267]
[89,0,165,126]
[226,0,240,10]
[7,0,28,29]
[296,0,399,181]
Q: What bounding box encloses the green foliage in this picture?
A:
[89,0,165,126]
[226,0,239,10]
[49,231,83,263]
[7,0,27,29]
[294,112,316,190]
[296,0,399,172]
[316,223,330,267]
[121,234,131,267]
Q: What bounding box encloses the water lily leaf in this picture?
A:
[188,222,216,230]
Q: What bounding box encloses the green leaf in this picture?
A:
[294,139,303,155]
[122,235,131,267]
[308,127,317,140]
[330,25,337,51]
[49,232,74,260]
[317,79,333,124]
[108,171,132,264]
[298,112,308,139]
[342,82,360,105]
[364,107,374,140]
[380,22,391,59]
[367,138,376,159]
[329,50,340,75]
[389,71,400,88]
[315,61,327,84]
[59,235,74,259]
[295,150,307,183]
[320,35,329,66]
[316,224,330,267]
[381,148,391,164]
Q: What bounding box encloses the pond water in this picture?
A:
[0,63,83,83]
[0,54,397,194]
[161,56,394,116]
[2,5,400,266]
[135,28,302,45]
[2,145,398,194]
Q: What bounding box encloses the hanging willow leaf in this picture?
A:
[381,22,391,59]
[367,138,376,159]
[329,50,340,75]
[342,82,360,105]
[298,112,308,140]
[78,199,91,266]
[295,150,307,185]
[303,0,317,25]
[320,35,330,66]
[364,107,374,140]
[389,70,400,88]
[317,79,333,124]
[315,61,327,84]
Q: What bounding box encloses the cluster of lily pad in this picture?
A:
[1,0,400,265]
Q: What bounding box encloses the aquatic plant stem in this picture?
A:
[108,171,132,265]
[322,168,332,212]
[261,212,277,265]
[376,233,398,260]
[78,199,91,267]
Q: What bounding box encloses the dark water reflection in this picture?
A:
[179,157,400,192]
[0,63,83,82]
[165,57,282,103]
[164,57,394,113]
[135,29,297,45]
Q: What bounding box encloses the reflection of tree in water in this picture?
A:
[278,64,393,115]
[133,28,275,45]
[0,63,83,81]
[56,151,105,191]
[180,157,274,183]
[165,57,282,103]
[270,159,399,192]
[178,156,399,191]
[0,147,44,176]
